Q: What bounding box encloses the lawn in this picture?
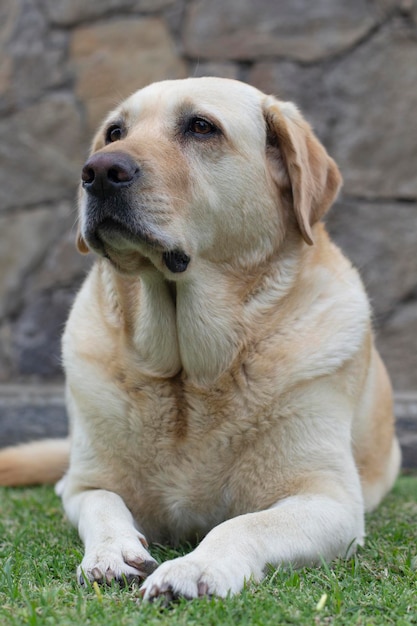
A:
[0,475,416,626]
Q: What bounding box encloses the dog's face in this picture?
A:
[77,77,341,278]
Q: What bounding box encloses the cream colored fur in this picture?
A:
[0,77,400,601]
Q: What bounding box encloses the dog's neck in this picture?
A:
[175,266,247,385]
[103,250,300,386]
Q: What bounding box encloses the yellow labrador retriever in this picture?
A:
[0,77,401,600]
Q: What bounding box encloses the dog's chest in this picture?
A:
[97,369,284,541]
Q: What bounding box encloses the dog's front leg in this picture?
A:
[63,488,158,585]
[140,491,364,601]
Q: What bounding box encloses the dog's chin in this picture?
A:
[82,219,159,274]
[85,219,190,276]
[97,218,166,251]
[101,244,155,275]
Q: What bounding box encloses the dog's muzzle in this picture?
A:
[81,151,191,274]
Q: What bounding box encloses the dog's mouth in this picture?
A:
[86,218,190,275]
[95,218,164,251]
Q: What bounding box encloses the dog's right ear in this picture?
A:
[76,228,89,254]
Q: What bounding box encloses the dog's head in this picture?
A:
[77,77,341,277]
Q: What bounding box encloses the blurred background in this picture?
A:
[0,1,416,455]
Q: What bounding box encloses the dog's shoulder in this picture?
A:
[247,224,371,385]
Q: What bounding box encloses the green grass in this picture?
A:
[0,475,416,625]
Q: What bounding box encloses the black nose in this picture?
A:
[81,151,140,196]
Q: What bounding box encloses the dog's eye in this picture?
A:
[188,117,217,137]
[105,124,123,144]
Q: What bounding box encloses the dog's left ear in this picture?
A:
[263,97,342,245]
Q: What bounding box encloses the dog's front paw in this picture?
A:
[140,553,253,601]
[78,533,158,586]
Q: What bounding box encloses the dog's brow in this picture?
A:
[175,102,225,137]
[107,116,125,128]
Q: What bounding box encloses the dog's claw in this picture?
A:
[106,568,119,584]
[92,567,104,581]
[197,581,210,597]
[78,554,158,588]
[125,557,158,576]
[140,578,211,604]
[146,584,176,605]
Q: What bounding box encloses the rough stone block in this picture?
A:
[326,199,417,320]
[0,96,83,212]
[323,22,417,199]
[378,301,417,391]
[250,23,417,199]
[0,203,71,320]
[0,1,69,112]
[44,0,176,26]
[0,223,91,381]
[184,0,391,61]
[326,198,417,390]
[11,288,77,379]
[190,62,240,80]
[70,17,187,130]
[0,385,68,447]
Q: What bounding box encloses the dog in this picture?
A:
[0,77,401,601]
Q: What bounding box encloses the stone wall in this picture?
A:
[1,0,416,391]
